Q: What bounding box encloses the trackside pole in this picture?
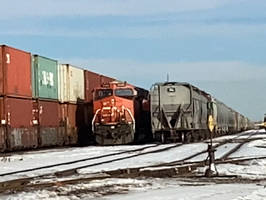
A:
[205,130,218,177]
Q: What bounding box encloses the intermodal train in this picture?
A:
[0,44,255,150]
[92,81,151,145]
[0,44,117,152]
[150,82,254,143]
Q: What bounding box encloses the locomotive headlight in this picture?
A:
[111,126,115,129]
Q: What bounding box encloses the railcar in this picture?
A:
[150,82,253,143]
[150,82,212,143]
[92,81,151,145]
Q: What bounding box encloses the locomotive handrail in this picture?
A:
[125,108,135,133]
[92,109,101,133]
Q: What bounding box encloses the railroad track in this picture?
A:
[0,143,185,177]
[0,130,264,194]
[0,130,257,176]
[0,131,260,178]
[146,130,261,168]
[1,154,266,194]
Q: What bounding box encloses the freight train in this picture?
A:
[92,81,151,145]
[150,82,253,143]
[0,44,255,150]
[0,44,116,152]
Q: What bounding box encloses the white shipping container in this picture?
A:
[58,64,85,103]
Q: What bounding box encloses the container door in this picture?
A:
[58,64,68,102]
[6,97,38,150]
[32,55,58,100]
[0,46,32,98]
[69,65,84,103]
[38,100,61,146]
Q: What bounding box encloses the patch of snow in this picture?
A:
[233,188,266,200]
[98,181,262,200]
[197,159,266,179]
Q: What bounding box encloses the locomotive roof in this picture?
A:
[153,82,252,122]
[154,81,212,99]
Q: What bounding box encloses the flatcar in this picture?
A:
[150,82,253,143]
[92,81,151,145]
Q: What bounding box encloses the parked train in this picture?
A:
[0,44,255,150]
[92,81,151,145]
[0,44,116,152]
[150,82,254,143]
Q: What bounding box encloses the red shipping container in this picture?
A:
[100,75,115,85]
[0,45,32,98]
[59,103,88,145]
[35,100,63,147]
[84,71,116,103]
[84,70,101,103]
[0,97,38,151]
[60,103,77,145]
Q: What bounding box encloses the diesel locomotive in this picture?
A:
[92,81,151,145]
[150,82,253,143]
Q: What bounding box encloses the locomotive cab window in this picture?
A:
[115,88,135,99]
[95,89,113,100]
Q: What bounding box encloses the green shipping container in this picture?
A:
[32,55,58,100]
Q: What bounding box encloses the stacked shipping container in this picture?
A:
[0,44,116,152]
[58,64,85,145]
[32,55,62,148]
[0,45,36,151]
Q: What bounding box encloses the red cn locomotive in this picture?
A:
[92,81,151,145]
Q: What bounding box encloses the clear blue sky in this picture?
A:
[1,0,266,121]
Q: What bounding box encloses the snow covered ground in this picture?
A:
[1,178,266,200]
[0,129,266,199]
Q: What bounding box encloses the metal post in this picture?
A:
[205,131,218,177]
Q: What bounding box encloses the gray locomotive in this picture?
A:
[150,82,253,143]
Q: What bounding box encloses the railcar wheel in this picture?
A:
[192,132,200,142]
[185,133,192,143]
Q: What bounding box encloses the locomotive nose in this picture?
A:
[102,98,116,106]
